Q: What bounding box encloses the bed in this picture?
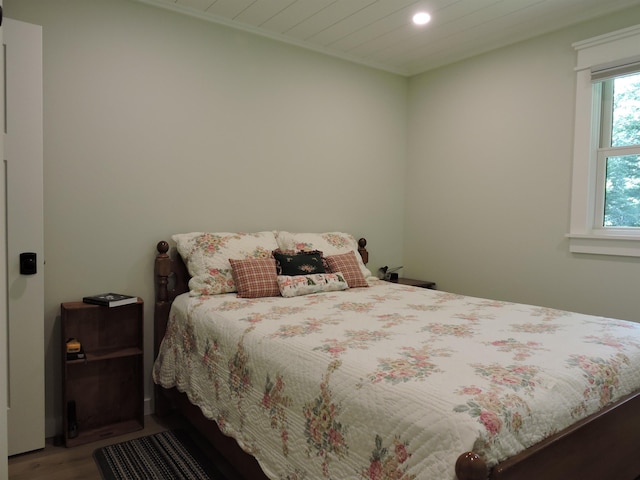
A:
[152,231,640,480]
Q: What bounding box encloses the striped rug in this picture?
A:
[93,430,229,480]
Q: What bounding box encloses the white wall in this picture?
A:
[6,0,408,437]
[406,7,640,322]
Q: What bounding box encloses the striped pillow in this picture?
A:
[229,257,280,298]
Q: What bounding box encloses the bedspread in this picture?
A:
[153,280,640,479]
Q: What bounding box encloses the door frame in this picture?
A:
[0,1,7,474]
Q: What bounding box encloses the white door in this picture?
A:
[0,2,8,477]
[4,17,45,456]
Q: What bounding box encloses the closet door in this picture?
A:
[4,17,45,456]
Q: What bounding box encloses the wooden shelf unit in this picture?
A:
[61,299,144,447]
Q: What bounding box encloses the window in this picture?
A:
[568,24,640,257]
[596,72,640,228]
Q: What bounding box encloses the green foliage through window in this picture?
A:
[604,155,640,227]
[602,73,640,227]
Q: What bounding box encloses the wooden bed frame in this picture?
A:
[153,239,640,480]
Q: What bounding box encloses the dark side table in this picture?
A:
[388,278,436,290]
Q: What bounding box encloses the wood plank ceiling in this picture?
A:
[137,0,640,76]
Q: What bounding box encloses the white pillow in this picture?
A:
[277,273,349,298]
[172,231,279,296]
[275,231,373,280]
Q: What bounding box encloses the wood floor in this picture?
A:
[8,414,196,480]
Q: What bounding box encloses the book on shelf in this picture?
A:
[82,293,138,307]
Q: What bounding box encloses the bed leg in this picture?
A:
[154,385,173,417]
[455,451,488,480]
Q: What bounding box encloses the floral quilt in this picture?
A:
[153,280,640,479]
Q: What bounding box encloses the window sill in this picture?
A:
[567,233,640,257]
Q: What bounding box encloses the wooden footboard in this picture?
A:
[153,240,640,480]
[456,389,640,480]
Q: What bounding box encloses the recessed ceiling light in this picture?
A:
[412,12,431,26]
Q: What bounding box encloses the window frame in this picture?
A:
[568,24,640,257]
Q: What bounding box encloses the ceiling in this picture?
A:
[137,0,640,76]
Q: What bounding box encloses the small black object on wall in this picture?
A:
[20,252,37,275]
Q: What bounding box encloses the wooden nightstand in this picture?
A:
[61,299,144,447]
[388,278,437,289]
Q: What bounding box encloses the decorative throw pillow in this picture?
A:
[275,231,373,280]
[229,257,280,298]
[273,250,326,276]
[277,273,349,298]
[325,252,369,288]
[172,231,279,296]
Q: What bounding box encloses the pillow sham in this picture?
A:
[325,251,369,288]
[272,250,326,276]
[275,231,373,280]
[229,257,280,298]
[277,272,349,298]
[172,231,279,296]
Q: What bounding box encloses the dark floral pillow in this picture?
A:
[272,250,326,276]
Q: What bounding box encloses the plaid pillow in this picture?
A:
[325,252,369,288]
[229,257,280,298]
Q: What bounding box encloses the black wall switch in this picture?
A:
[19,252,37,275]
